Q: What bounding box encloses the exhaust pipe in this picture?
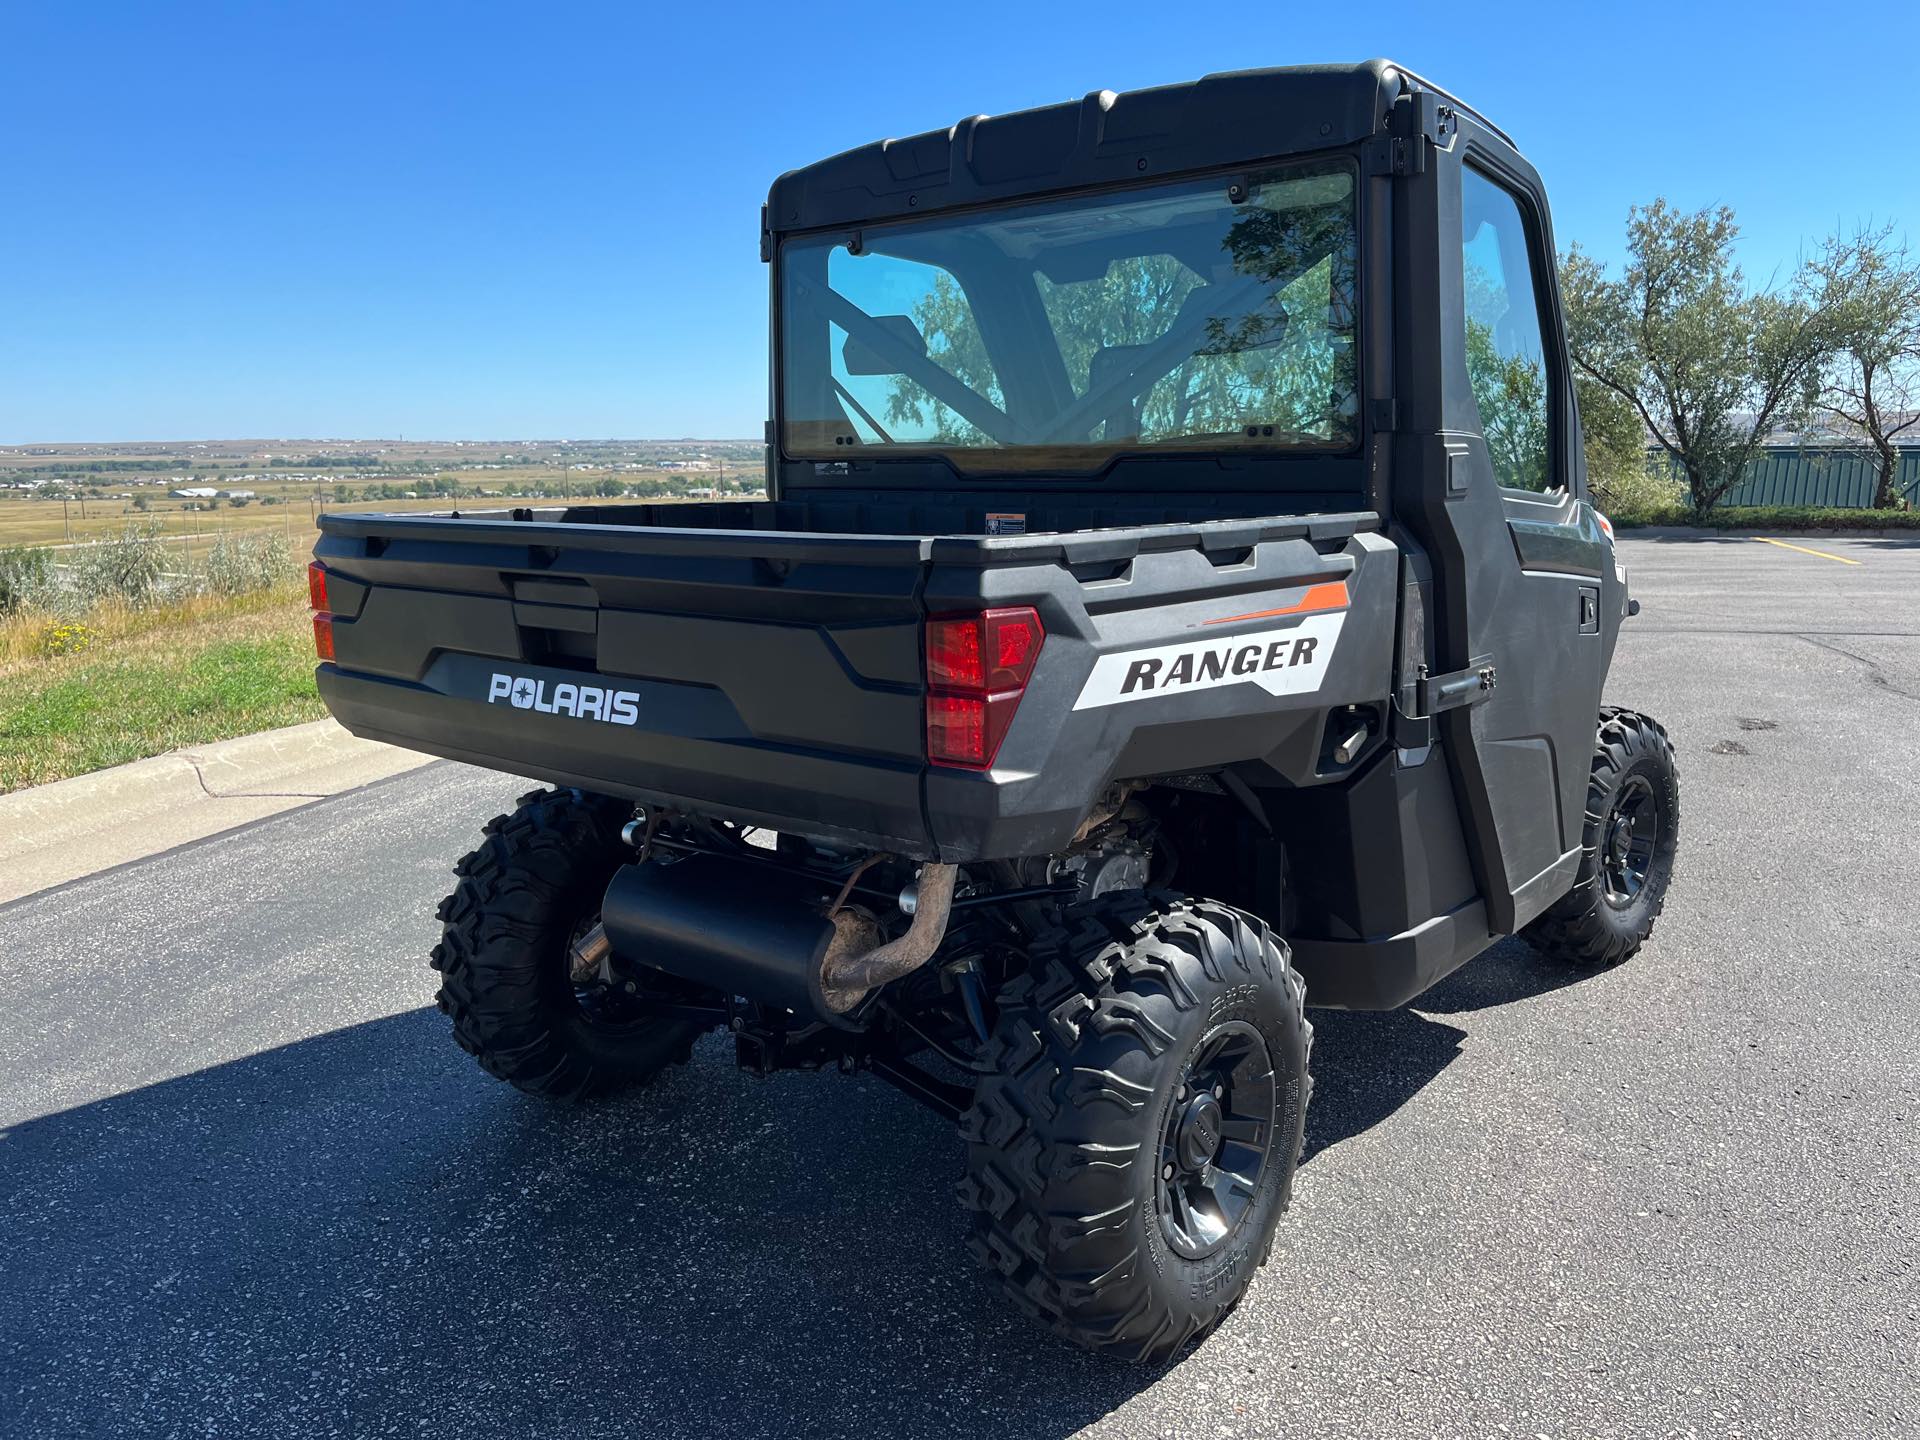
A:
[597,855,958,1024]
[817,863,957,1014]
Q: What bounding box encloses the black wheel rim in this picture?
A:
[1601,772,1660,909]
[1154,1022,1277,1260]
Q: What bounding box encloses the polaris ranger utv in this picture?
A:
[311,59,1679,1361]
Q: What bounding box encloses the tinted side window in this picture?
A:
[1460,168,1554,492]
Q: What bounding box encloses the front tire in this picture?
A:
[431,788,710,1100]
[1525,707,1680,967]
[959,893,1311,1363]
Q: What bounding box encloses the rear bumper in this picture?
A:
[317,666,933,855]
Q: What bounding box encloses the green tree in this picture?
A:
[1573,371,1644,478]
[1804,224,1920,509]
[1562,201,1831,513]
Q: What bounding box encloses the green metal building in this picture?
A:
[1655,444,1920,508]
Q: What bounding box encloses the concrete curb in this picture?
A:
[1621,525,1918,540]
[0,719,434,904]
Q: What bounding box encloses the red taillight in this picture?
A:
[926,614,984,689]
[985,608,1043,690]
[927,692,988,764]
[308,562,334,662]
[925,607,1044,769]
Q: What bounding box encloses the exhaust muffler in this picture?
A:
[596,854,955,1023]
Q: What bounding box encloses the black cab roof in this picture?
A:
[765,60,1507,238]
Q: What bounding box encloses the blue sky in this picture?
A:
[2,0,1912,443]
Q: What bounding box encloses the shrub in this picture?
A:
[1590,460,1690,526]
[70,523,168,606]
[1693,505,1920,531]
[1609,504,1920,531]
[203,532,293,597]
[0,545,55,613]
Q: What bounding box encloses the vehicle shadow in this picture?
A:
[1411,934,1597,1014]
[3,940,1593,1438]
[1298,1006,1466,1165]
[1300,936,1604,1163]
[1,1010,1148,1439]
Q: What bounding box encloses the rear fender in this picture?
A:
[921,531,1400,858]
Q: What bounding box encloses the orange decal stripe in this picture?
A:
[1203,580,1350,626]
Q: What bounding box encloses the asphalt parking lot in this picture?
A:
[3,533,1915,1439]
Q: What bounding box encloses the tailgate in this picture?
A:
[313,513,934,852]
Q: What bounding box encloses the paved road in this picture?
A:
[3,534,1915,1439]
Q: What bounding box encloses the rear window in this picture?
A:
[778,159,1359,472]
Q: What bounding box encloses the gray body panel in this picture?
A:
[314,509,1392,863]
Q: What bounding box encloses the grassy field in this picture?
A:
[0,437,762,548]
[0,437,769,793]
[0,582,324,792]
[0,484,719,550]
[0,439,764,794]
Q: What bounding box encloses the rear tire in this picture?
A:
[959,893,1311,1363]
[1525,707,1680,967]
[431,787,709,1100]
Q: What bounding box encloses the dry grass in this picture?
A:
[0,576,304,667]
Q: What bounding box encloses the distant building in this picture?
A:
[169,487,218,499]
[216,489,256,500]
[1649,441,1920,508]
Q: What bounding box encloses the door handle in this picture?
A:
[1578,586,1600,634]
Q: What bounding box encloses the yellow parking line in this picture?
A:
[1751,536,1862,566]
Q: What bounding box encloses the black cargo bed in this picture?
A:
[313,504,1382,856]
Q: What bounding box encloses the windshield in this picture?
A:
[778,159,1358,472]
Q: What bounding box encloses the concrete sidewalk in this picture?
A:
[0,720,434,905]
